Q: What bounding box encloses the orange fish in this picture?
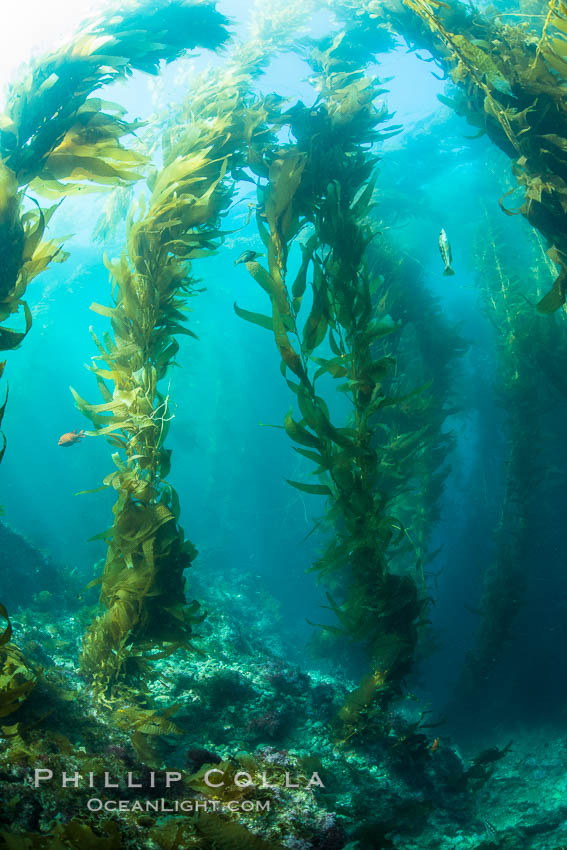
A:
[58,429,85,447]
[430,738,440,753]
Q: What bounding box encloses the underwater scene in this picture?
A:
[2,0,567,846]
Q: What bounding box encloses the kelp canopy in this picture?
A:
[372,0,567,313]
[0,0,230,480]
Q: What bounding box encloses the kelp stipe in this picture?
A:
[235,39,428,717]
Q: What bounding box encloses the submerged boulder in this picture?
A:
[0,523,61,608]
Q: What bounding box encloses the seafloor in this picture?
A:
[0,530,564,850]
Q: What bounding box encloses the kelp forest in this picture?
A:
[1,0,567,848]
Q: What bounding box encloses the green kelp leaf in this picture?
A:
[0,678,36,718]
[195,812,277,850]
[313,355,350,380]
[537,268,567,314]
[451,35,514,95]
[90,301,116,319]
[265,152,306,231]
[21,207,45,263]
[248,146,270,180]
[368,356,396,382]
[284,409,321,448]
[324,592,353,631]
[351,174,377,218]
[273,306,305,379]
[0,302,32,350]
[233,302,273,331]
[0,433,6,465]
[0,384,7,428]
[303,283,329,354]
[42,151,143,184]
[293,446,327,468]
[287,479,332,496]
[75,485,108,496]
[246,260,290,316]
[170,324,198,340]
[307,619,348,637]
[328,329,343,356]
[365,316,399,342]
[292,234,317,312]
[296,387,333,436]
[254,206,272,249]
[0,603,12,646]
[538,133,567,152]
[89,423,128,437]
[70,385,138,415]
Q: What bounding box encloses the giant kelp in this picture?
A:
[0,164,68,473]
[455,214,567,709]
[235,39,428,708]
[309,2,466,603]
[76,50,273,693]
[379,0,567,313]
[0,604,36,721]
[0,0,230,481]
[0,0,229,187]
[75,159,226,691]
[0,0,230,303]
[366,242,466,595]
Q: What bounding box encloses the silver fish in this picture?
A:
[438,228,455,276]
[234,250,263,266]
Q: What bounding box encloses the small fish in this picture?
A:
[430,737,440,752]
[438,228,455,276]
[234,250,263,266]
[483,819,498,839]
[58,429,85,447]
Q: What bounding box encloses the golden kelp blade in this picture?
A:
[0,604,37,718]
[0,1,230,187]
[0,162,24,302]
[0,1,232,476]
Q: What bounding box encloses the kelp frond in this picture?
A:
[235,38,426,705]
[0,0,230,476]
[0,604,37,720]
[78,44,271,694]
[0,0,229,187]
[375,0,567,312]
